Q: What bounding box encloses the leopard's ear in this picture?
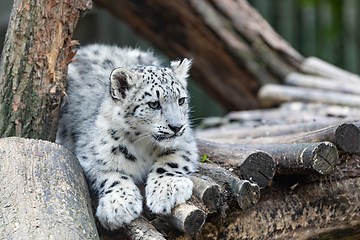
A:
[110,68,136,100]
[170,58,192,87]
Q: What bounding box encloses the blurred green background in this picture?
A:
[1,0,359,124]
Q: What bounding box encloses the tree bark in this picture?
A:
[0,137,99,239]
[0,0,92,141]
[93,0,304,111]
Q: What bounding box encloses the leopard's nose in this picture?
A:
[168,124,183,134]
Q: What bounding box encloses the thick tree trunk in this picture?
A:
[93,0,304,111]
[0,137,99,239]
[0,0,92,141]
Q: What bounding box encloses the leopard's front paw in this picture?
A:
[96,185,143,230]
[145,174,193,215]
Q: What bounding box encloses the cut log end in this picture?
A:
[335,123,360,153]
[241,151,275,188]
[190,175,223,212]
[201,184,222,212]
[235,180,260,210]
[312,142,339,174]
[170,203,207,235]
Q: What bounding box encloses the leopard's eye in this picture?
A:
[148,101,161,110]
[178,97,186,106]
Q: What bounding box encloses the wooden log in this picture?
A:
[258,84,360,108]
[197,163,260,209]
[301,56,360,82]
[0,137,98,239]
[170,202,207,235]
[125,216,165,240]
[197,139,275,188]
[196,118,345,141]
[226,106,335,123]
[280,101,360,118]
[335,123,360,153]
[199,122,360,155]
[197,139,338,175]
[192,154,360,239]
[246,142,339,175]
[285,72,360,95]
[190,175,223,213]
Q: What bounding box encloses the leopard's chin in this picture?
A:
[152,134,177,142]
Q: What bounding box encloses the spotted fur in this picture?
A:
[56,44,198,230]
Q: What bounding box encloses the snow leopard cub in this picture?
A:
[56,44,198,230]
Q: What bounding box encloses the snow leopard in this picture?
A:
[56,44,198,230]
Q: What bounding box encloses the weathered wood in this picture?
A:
[248,142,339,175]
[301,56,360,82]
[197,139,275,188]
[93,0,304,111]
[285,72,360,95]
[199,122,360,155]
[259,84,360,108]
[335,123,360,153]
[198,163,260,209]
[190,175,223,213]
[0,137,98,239]
[192,154,360,240]
[0,0,92,141]
[226,106,338,123]
[280,101,360,118]
[197,139,338,175]
[197,118,345,140]
[170,202,207,235]
[125,216,165,240]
